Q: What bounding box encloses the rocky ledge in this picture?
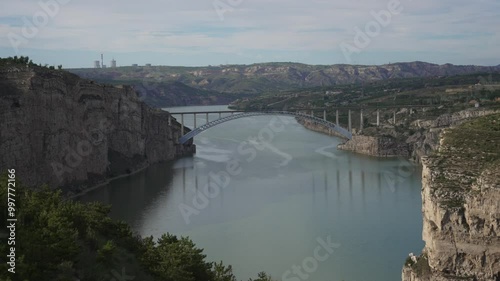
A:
[0,65,194,194]
[402,114,500,281]
[337,135,410,157]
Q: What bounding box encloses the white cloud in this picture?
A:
[0,0,498,65]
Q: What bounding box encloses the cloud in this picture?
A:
[0,0,498,66]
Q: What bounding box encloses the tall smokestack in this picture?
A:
[101,54,103,68]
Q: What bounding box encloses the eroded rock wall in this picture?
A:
[0,66,194,193]
[337,135,410,157]
[402,115,500,281]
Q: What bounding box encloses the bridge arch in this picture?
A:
[177,111,352,144]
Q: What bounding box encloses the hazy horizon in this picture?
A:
[62,60,500,70]
[1,0,499,68]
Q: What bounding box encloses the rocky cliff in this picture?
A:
[332,108,499,162]
[338,135,411,157]
[402,114,500,281]
[0,65,194,194]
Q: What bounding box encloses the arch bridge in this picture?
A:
[168,110,352,145]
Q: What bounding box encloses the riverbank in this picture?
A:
[66,154,193,200]
[295,117,348,139]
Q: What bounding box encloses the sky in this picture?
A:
[0,0,499,68]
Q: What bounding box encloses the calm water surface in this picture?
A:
[80,105,424,281]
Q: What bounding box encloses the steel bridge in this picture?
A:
[169,110,352,145]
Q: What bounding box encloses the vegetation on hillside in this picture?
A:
[427,113,500,209]
[0,179,276,281]
[0,56,62,70]
[228,72,500,133]
[231,73,500,110]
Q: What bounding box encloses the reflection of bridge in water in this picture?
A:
[169,105,429,144]
[179,159,412,209]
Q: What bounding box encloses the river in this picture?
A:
[80,105,424,281]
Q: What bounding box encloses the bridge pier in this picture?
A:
[336,110,339,126]
[206,113,209,125]
[393,111,396,125]
[219,112,222,119]
[360,109,363,131]
[376,110,380,127]
[194,113,196,128]
[168,114,172,126]
[323,110,326,121]
[181,114,184,136]
[348,110,352,132]
[311,110,314,117]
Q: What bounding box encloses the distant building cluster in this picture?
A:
[93,54,153,68]
[93,54,117,69]
[132,63,153,67]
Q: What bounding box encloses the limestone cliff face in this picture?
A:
[0,66,194,193]
[402,114,500,281]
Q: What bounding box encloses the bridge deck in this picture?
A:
[176,111,352,144]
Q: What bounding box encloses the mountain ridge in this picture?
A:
[69,61,500,95]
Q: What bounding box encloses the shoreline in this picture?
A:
[66,162,151,200]
[295,117,410,158]
[66,151,195,200]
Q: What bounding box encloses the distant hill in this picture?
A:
[130,80,251,107]
[69,61,500,95]
[63,71,251,107]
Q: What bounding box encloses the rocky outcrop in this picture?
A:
[337,135,410,157]
[0,66,194,193]
[407,108,499,162]
[402,114,500,281]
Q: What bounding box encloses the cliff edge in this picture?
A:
[402,114,500,281]
[0,65,194,193]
